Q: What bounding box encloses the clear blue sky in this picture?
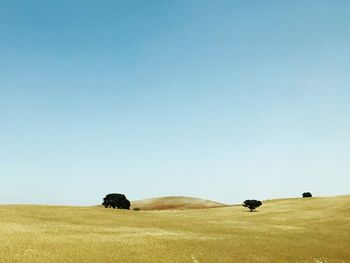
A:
[1,1,349,205]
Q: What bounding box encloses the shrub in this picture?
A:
[302,192,312,198]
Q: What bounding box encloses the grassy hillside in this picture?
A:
[131,196,227,210]
[0,195,349,263]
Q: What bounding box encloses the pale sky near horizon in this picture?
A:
[1,1,350,205]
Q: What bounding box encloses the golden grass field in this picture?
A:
[131,196,227,210]
[0,195,349,263]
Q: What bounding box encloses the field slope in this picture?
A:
[131,196,227,210]
[0,195,349,263]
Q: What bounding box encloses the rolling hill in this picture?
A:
[131,196,228,210]
[0,195,349,262]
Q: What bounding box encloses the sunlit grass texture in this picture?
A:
[0,195,349,262]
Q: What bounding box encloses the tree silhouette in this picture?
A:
[102,193,130,210]
[302,192,312,198]
[242,199,262,212]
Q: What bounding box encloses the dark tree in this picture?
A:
[302,192,312,198]
[118,199,130,209]
[102,193,130,210]
[242,200,262,212]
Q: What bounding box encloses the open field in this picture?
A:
[131,196,227,210]
[0,195,349,263]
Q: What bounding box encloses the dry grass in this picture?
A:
[131,196,227,210]
[0,195,349,262]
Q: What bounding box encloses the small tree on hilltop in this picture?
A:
[242,200,262,212]
[302,192,312,198]
[102,193,130,210]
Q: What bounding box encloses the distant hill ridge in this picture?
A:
[131,196,228,210]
